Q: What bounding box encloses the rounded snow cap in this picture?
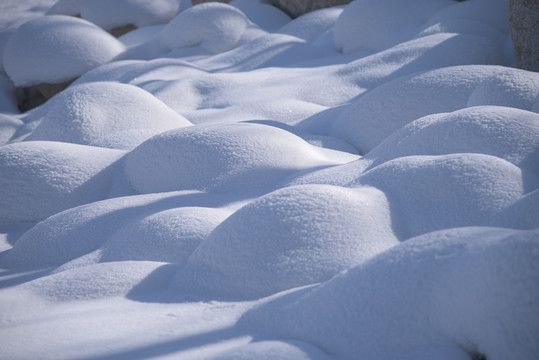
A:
[47,0,183,31]
[157,2,249,54]
[3,15,125,87]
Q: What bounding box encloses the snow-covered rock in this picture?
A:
[24,81,192,149]
[157,2,249,55]
[174,184,399,299]
[0,141,124,222]
[3,15,125,87]
[334,0,454,53]
[356,153,524,237]
[245,227,539,360]
[326,66,537,152]
[100,207,232,265]
[364,106,539,180]
[125,122,357,194]
[47,0,184,31]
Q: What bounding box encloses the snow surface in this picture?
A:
[0,0,538,359]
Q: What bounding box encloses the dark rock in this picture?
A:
[507,0,539,72]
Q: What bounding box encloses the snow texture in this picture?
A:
[3,15,125,86]
[0,0,537,359]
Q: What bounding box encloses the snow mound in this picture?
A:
[174,185,399,300]
[230,0,291,32]
[156,3,249,55]
[327,66,537,152]
[101,207,231,265]
[125,123,357,194]
[0,141,124,222]
[365,106,539,178]
[467,70,539,110]
[0,191,234,269]
[245,227,539,360]
[24,82,192,149]
[47,0,183,31]
[334,0,453,53]
[277,6,343,43]
[356,154,524,237]
[21,261,166,302]
[426,0,509,34]
[3,15,125,86]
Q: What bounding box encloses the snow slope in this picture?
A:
[0,0,537,359]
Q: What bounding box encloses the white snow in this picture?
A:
[47,0,184,30]
[23,81,193,149]
[3,15,125,86]
[0,0,537,359]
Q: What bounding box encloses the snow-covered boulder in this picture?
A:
[244,227,539,360]
[24,82,192,149]
[364,106,539,180]
[174,185,399,299]
[0,141,125,222]
[327,65,539,153]
[47,0,183,33]
[356,153,524,237]
[230,0,291,32]
[0,191,234,269]
[3,15,125,87]
[276,6,343,42]
[124,123,357,194]
[334,0,454,52]
[100,207,231,265]
[156,2,250,55]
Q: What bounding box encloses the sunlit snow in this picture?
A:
[0,0,538,359]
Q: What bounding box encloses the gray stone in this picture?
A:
[507,0,539,72]
[270,0,352,18]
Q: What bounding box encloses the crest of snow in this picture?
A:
[125,123,357,194]
[327,66,536,153]
[174,185,399,300]
[24,82,192,149]
[364,106,539,181]
[0,141,124,222]
[244,227,539,360]
[277,6,343,43]
[47,0,183,30]
[156,2,249,55]
[356,153,524,238]
[3,15,125,86]
[334,0,454,53]
[230,0,291,32]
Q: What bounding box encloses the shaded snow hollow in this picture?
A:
[0,1,538,360]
